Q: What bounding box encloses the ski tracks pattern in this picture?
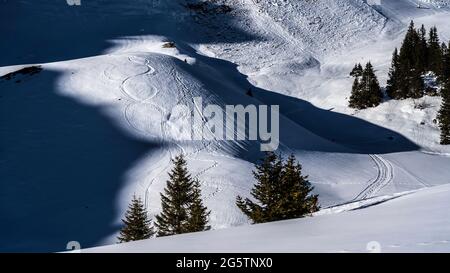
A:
[353,154,394,201]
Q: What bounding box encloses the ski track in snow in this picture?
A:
[353,154,395,200]
[108,54,221,207]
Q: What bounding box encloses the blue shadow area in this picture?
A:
[0,70,156,252]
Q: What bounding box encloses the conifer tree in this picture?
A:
[349,77,363,109]
[278,154,319,218]
[236,153,320,224]
[361,62,383,107]
[406,63,425,99]
[236,152,283,224]
[400,21,420,68]
[441,41,450,80]
[118,195,154,243]
[396,21,424,99]
[349,62,383,109]
[186,179,211,232]
[387,48,401,99]
[350,63,363,78]
[438,79,450,145]
[417,24,428,72]
[428,26,443,75]
[155,154,195,236]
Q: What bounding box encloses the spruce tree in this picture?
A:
[236,153,320,224]
[407,63,425,99]
[349,76,362,109]
[236,152,283,224]
[279,154,319,218]
[118,195,154,243]
[386,48,401,99]
[349,63,363,109]
[441,41,450,80]
[417,24,428,72]
[396,20,424,99]
[438,79,450,144]
[362,62,383,107]
[428,26,443,75]
[350,62,383,109]
[186,179,211,232]
[350,63,363,78]
[155,154,195,236]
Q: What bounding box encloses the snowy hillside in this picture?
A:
[85,184,450,253]
[1,0,450,252]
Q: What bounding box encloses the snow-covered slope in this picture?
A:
[1,0,450,252]
[84,184,450,253]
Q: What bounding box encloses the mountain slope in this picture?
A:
[1,0,450,252]
[84,184,450,253]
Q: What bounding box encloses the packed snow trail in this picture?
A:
[353,154,394,200]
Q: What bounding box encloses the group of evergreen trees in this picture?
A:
[386,21,449,99]
[347,20,450,145]
[349,62,383,109]
[119,152,320,242]
[236,152,319,224]
[118,154,210,243]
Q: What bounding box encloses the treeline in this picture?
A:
[348,21,450,145]
[386,21,449,99]
[118,153,319,242]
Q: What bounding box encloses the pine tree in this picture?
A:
[407,63,425,99]
[349,63,363,109]
[350,63,363,78]
[428,26,443,75]
[387,48,401,99]
[186,179,211,232]
[396,21,424,99]
[236,152,283,224]
[278,154,319,218]
[361,62,383,107]
[118,195,154,243]
[400,21,420,68]
[155,154,195,236]
[417,24,428,72]
[349,76,363,109]
[438,79,450,144]
[236,153,320,224]
[441,41,450,80]
[349,62,383,109]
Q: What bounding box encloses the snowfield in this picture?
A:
[85,184,450,253]
[1,0,450,252]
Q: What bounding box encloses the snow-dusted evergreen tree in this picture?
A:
[349,63,363,109]
[438,79,450,145]
[441,41,450,80]
[186,179,211,232]
[397,21,424,99]
[349,62,382,109]
[118,195,154,243]
[417,24,429,73]
[349,63,363,78]
[155,154,194,236]
[386,48,401,99]
[428,26,443,76]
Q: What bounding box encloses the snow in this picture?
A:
[1,0,450,252]
[84,184,450,253]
